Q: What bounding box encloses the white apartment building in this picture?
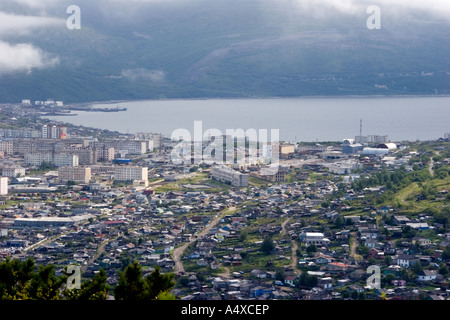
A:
[103,140,147,155]
[1,167,26,178]
[58,166,92,184]
[25,152,79,167]
[114,166,148,182]
[53,153,78,167]
[0,177,8,195]
[42,124,67,139]
[211,165,249,187]
[94,147,115,161]
[25,153,52,166]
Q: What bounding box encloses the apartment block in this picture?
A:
[94,146,115,161]
[98,140,147,155]
[211,165,249,187]
[25,152,79,167]
[42,124,67,139]
[58,166,92,184]
[1,167,26,178]
[0,141,14,155]
[0,177,8,195]
[114,166,148,182]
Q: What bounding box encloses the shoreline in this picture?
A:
[67,94,450,108]
[43,95,450,143]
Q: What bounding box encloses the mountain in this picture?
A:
[0,0,449,103]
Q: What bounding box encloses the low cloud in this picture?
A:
[291,0,450,19]
[0,40,59,74]
[0,8,64,75]
[0,11,64,35]
[120,68,166,82]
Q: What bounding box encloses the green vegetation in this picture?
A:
[0,258,174,300]
[0,257,109,300]
[114,261,175,300]
[261,237,275,255]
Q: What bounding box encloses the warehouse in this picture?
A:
[13,214,94,229]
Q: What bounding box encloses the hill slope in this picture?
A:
[0,0,449,103]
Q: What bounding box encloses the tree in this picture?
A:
[442,245,450,261]
[402,226,417,239]
[178,277,190,287]
[114,261,147,300]
[357,245,369,257]
[334,215,344,228]
[27,265,65,300]
[434,208,450,226]
[145,266,175,300]
[275,269,286,282]
[306,244,317,257]
[157,291,176,300]
[295,273,318,289]
[114,262,175,300]
[0,258,35,299]
[239,229,248,242]
[65,269,109,300]
[0,258,111,301]
[381,273,396,287]
[411,262,423,275]
[261,237,274,255]
[384,255,393,266]
[438,263,449,277]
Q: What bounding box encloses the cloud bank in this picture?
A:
[0,41,59,74]
[291,0,450,19]
[121,68,166,82]
[0,11,64,35]
[0,5,64,75]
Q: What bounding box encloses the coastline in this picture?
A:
[67,94,450,108]
[44,95,450,143]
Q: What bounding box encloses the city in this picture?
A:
[0,100,449,301]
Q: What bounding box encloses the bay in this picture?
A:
[45,96,450,142]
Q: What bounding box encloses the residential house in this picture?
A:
[249,286,274,298]
[417,270,437,282]
[284,275,297,287]
[364,239,379,249]
[368,248,384,259]
[318,277,333,290]
[392,215,410,225]
[412,237,432,246]
[323,262,355,273]
[397,254,419,268]
[250,269,267,279]
[314,253,335,264]
[272,290,291,300]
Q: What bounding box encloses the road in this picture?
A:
[82,239,109,273]
[172,206,237,275]
[281,217,301,274]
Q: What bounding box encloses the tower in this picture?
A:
[360,119,363,140]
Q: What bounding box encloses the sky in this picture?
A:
[0,0,449,75]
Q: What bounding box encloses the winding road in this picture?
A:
[172,206,236,275]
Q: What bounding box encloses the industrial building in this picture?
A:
[13,214,94,229]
